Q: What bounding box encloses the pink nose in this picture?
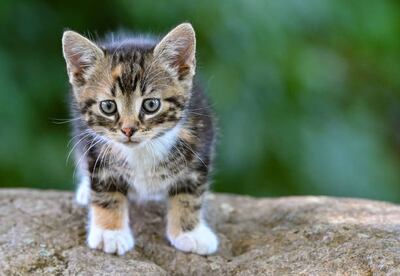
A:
[121,127,135,138]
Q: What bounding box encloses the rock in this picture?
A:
[0,189,399,275]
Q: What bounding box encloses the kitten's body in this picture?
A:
[72,75,214,201]
[63,24,218,255]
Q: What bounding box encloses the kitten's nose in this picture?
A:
[121,127,136,138]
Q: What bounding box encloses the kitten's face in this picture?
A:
[62,24,196,147]
[77,54,188,146]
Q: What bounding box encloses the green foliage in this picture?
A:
[1,0,400,201]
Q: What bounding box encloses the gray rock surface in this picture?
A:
[0,189,399,275]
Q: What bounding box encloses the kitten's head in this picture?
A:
[62,23,196,147]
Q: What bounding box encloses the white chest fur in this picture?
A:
[118,124,181,200]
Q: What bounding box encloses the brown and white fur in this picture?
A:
[62,23,218,255]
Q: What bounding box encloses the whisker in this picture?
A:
[180,140,208,169]
[91,142,108,180]
[186,111,213,118]
[66,131,93,164]
[73,136,104,181]
[51,117,81,125]
[67,129,92,147]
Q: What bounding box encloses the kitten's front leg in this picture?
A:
[88,182,134,255]
[167,185,218,255]
[75,174,90,205]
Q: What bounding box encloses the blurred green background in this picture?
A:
[1,0,400,202]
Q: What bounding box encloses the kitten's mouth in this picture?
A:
[122,139,141,146]
[124,140,139,144]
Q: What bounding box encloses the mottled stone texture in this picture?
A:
[0,189,399,275]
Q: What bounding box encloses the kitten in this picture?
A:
[61,23,218,256]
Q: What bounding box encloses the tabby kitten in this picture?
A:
[61,23,218,255]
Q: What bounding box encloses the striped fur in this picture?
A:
[62,23,218,255]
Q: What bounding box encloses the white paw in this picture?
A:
[75,179,90,205]
[87,224,134,255]
[168,223,218,255]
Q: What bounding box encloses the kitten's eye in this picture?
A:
[142,98,161,114]
[100,100,117,115]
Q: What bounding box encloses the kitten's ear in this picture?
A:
[62,30,103,86]
[154,23,196,80]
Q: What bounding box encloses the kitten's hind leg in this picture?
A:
[75,174,91,206]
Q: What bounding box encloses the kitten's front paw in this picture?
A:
[168,223,218,255]
[87,225,134,255]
